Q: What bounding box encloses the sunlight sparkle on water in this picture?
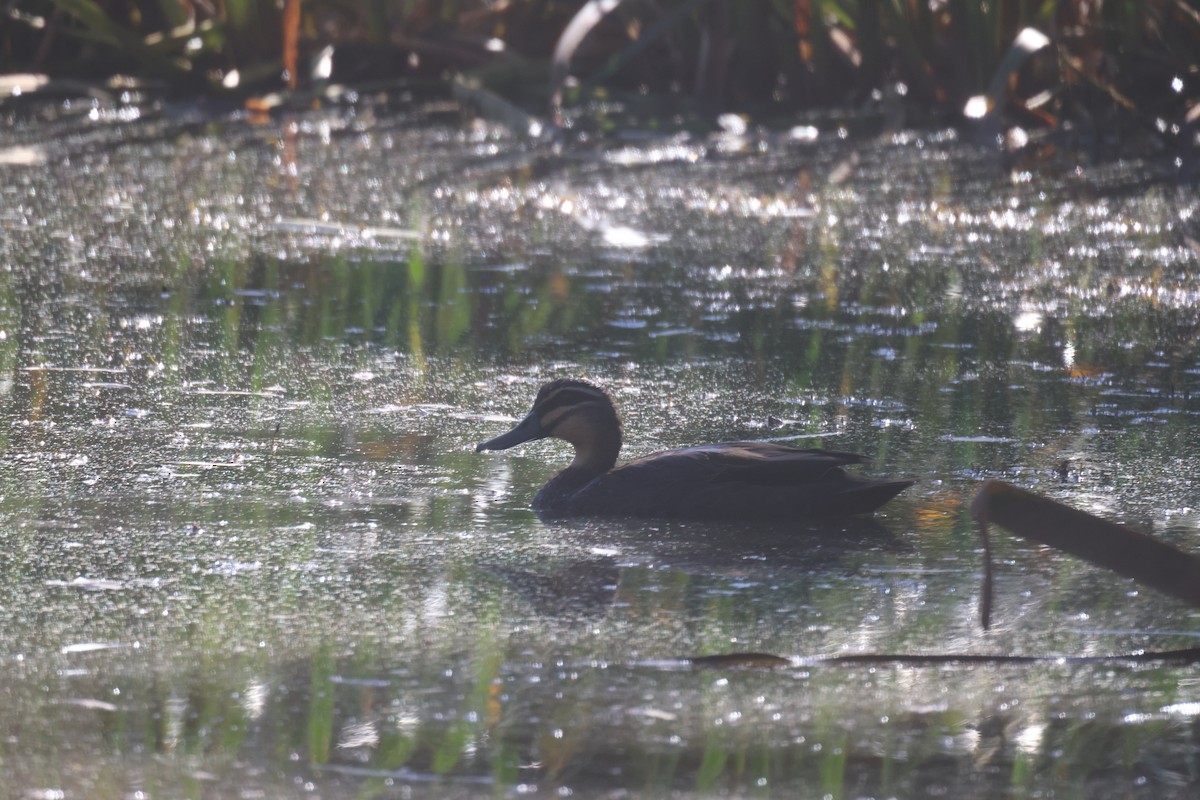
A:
[1,96,1197,800]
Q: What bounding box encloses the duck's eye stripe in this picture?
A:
[538,387,605,416]
[540,406,572,429]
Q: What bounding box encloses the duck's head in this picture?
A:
[476,379,622,472]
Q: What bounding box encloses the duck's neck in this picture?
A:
[566,431,620,476]
[534,430,620,511]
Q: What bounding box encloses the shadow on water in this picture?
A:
[0,98,1198,797]
[479,516,905,616]
[548,514,904,568]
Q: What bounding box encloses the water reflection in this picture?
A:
[0,101,1198,797]
[8,618,1198,798]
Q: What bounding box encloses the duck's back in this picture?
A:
[541,442,913,519]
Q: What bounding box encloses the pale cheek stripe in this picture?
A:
[540,402,589,430]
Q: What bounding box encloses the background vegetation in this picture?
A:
[2,0,1199,151]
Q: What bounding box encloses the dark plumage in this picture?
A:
[476,379,913,519]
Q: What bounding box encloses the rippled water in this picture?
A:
[1,94,1198,798]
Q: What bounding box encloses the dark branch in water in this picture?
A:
[971,480,1200,630]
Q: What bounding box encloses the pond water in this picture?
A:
[1,94,1198,798]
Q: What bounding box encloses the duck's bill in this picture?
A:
[476,411,543,452]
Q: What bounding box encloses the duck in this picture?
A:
[476,378,913,519]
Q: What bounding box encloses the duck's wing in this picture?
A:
[673,442,871,484]
[569,442,912,519]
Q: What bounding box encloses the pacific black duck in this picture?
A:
[476,379,913,519]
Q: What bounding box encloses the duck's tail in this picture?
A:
[820,478,916,515]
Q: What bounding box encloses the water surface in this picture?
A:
[1,96,1198,798]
